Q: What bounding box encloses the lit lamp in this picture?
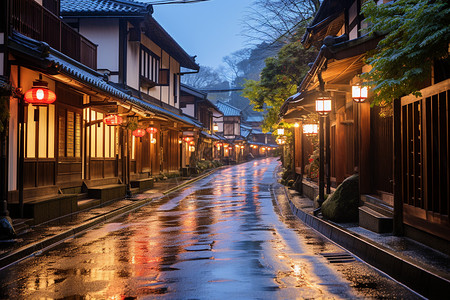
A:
[303,123,318,136]
[315,94,332,215]
[315,96,332,115]
[277,128,285,135]
[132,129,146,137]
[146,127,157,144]
[24,79,56,105]
[213,123,219,132]
[352,85,368,103]
[103,114,123,126]
[294,122,300,128]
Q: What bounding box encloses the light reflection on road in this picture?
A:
[0,158,420,299]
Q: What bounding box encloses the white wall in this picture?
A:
[181,104,195,117]
[79,18,120,76]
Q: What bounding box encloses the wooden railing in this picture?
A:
[10,0,97,69]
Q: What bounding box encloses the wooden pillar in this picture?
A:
[359,101,371,194]
[393,98,404,235]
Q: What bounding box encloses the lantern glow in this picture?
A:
[146,127,157,134]
[24,80,56,105]
[352,85,368,102]
[213,123,219,131]
[277,128,285,135]
[132,129,146,137]
[315,96,332,115]
[103,114,123,126]
[303,124,318,135]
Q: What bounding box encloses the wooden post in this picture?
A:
[393,98,403,235]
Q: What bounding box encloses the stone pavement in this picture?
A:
[1,165,449,299]
[282,186,450,299]
[0,170,217,270]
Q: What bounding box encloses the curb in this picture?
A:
[0,168,221,270]
[283,186,450,299]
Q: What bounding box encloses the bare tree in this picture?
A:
[243,0,320,44]
[181,65,228,89]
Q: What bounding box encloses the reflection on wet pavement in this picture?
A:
[0,158,420,299]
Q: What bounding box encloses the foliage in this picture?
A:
[305,149,319,180]
[243,37,317,131]
[0,96,10,134]
[361,0,450,105]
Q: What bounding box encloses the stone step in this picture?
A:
[87,184,126,203]
[359,205,393,233]
[130,177,154,191]
[77,198,102,211]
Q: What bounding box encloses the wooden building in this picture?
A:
[180,83,224,169]
[280,0,449,251]
[0,0,200,225]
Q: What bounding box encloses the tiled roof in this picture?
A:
[246,115,264,122]
[9,31,201,129]
[216,101,241,117]
[240,127,251,138]
[61,0,149,15]
[61,0,199,70]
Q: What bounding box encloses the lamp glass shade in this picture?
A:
[352,85,368,102]
[132,129,146,137]
[277,128,285,135]
[24,80,56,105]
[303,124,318,135]
[103,114,123,126]
[213,124,219,131]
[315,97,332,114]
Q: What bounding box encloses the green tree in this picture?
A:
[362,0,450,105]
[243,38,317,131]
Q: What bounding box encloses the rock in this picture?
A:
[321,174,359,222]
[0,216,16,240]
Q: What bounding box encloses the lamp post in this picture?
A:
[315,95,332,214]
[352,84,368,173]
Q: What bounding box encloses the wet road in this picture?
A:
[0,158,420,299]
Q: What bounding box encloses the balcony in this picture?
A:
[11,0,97,69]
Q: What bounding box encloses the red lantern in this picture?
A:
[183,137,192,142]
[103,114,123,126]
[146,127,157,134]
[132,129,146,137]
[24,80,56,105]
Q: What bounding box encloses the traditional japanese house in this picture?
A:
[179,83,223,172]
[0,0,200,225]
[281,0,450,251]
[215,101,244,163]
[60,0,200,179]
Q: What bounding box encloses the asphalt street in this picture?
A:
[0,158,421,299]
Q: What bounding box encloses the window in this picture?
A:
[173,73,179,104]
[140,46,160,86]
[224,123,234,135]
[25,104,55,159]
[58,107,81,158]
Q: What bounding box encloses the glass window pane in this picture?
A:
[48,104,55,158]
[38,106,48,158]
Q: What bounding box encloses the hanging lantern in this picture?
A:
[277,128,285,135]
[189,141,195,145]
[132,129,146,137]
[213,123,219,131]
[183,137,192,142]
[103,114,123,126]
[150,138,157,144]
[315,96,332,115]
[294,122,300,128]
[303,123,318,136]
[217,143,223,147]
[352,85,368,103]
[240,145,244,149]
[146,127,157,134]
[24,79,56,105]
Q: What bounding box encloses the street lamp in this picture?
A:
[277,128,285,135]
[315,95,332,215]
[303,123,318,136]
[352,85,368,103]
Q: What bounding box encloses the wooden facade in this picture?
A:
[400,79,450,241]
